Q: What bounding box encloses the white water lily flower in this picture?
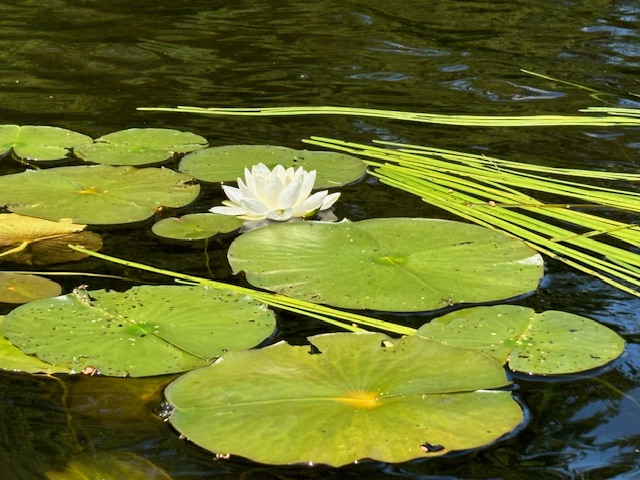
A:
[210,163,341,221]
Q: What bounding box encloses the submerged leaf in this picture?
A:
[46,451,172,480]
[3,285,276,376]
[227,218,543,311]
[0,165,200,224]
[3,231,103,266]
[75,128,208,166]
[417,305,625,375]
[166,332,523,466]
[179,144,366,188]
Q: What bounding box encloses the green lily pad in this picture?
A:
[0,165,200,224]
[165,332,522,466]
[416,305,625,375]
[178,145,367,188]
[2,285,276,377]
[75,128,208,166]
[227,218,543,311]
[0,316,71,374]
[0,125,92,161]
[0,273,62,304]
[152,213,243,240]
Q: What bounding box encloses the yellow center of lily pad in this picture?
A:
[336,389,380,409]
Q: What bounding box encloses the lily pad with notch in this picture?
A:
[152,213,243,240]
[227,218,543,311]
[178,145,367,188]
[0,165,200,224]
[75,128,208,166]
[0,125,92,161]
[2,285,276,377]
[417,305,625,375]
[165,332,523,466]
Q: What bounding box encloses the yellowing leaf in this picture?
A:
[0,213,85,247]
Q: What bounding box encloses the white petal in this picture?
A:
[210,205,248,216]
[295,170,316,206]
[263,175,285,208]
[294,190,327,216]
[221,185,244,205]
[320,191,341,210]
[266,208,293,221]
[240,198,270,218]
[276,180,303,210]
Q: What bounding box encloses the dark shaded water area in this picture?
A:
[1,0,640,478]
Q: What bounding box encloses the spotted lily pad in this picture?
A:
[2,285,276,376]
[417,305,625,375]
[179,145,367,188]
[0,165,200,224]
[0,317,71,374]
[152,213,243,240]
[0,125,92,161]
[75,128,208,166]
[227,218,543,311]
[165,332,523,466]
[0,273,62,304]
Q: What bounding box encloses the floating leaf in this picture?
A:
[227,218,543,311]
[75,128,208,166]
[0,165,200,224]
[416,305,625,375]
[45,451,172,480]
[0,213,101,264]
[0,125,92,161]
[0,213,85,246]
[179,145,366,188]
[152,213,243,240]
[2,285,276,377]
[166,332,523,466]
[0,316,71,374]
[0,273,62,304]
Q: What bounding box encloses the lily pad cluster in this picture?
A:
[0,124,628,468]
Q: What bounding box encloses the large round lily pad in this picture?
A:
[0,125,92,161]
[2,285,276,377]
[179,145,367,188]
[0,165,200,224]
[152,213,243,240]
[165,332,523,466]
[75,128,208,166]
[227,218,543,311]
[417,305,625,375]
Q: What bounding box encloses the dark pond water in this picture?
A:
[1,0,640,478]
